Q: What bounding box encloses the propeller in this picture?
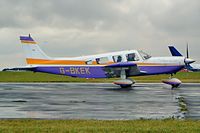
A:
[184,43,195,65]
[186,42,189,58]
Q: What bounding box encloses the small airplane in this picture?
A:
[3,34,195,88]
[168,45,200,72]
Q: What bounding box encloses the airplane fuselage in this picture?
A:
[31,56,185,78]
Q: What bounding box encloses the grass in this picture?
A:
[0,71,200,83]
[0,119,199,133]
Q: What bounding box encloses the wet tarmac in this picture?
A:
[0,83,199,120]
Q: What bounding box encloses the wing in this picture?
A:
[2,66,36,72]
[104,62,146,78]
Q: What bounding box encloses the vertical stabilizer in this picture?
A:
[168,46,182,56]
[20,34,51,64]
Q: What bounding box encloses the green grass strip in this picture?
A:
[0,119,199,133]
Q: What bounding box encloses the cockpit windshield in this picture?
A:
[138,50,151,60]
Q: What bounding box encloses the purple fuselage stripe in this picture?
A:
[35,66,107,78]
[34,65,184,78]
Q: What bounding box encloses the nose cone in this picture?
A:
[185,58,195,64]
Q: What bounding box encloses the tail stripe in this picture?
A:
[20,36,36,44]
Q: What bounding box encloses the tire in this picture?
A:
[120,84,132,88]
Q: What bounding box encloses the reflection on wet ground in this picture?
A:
[0,83,199,120]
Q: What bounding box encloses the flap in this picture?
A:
[104,62,146,77]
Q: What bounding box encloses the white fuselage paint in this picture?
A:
[35,50,186,66]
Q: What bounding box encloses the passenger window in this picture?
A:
[113,55,122,63]
[96,57,109,64]
[85,60,93,65]
[126,53,139,61]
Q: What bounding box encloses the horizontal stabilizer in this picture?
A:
[2,66,36,72]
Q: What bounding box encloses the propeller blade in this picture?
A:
[186,43,189,58]
[185,58,195,64]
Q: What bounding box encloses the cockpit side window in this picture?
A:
[85,60,93,65]
[96,57,109,64]
[126,53,139,61]
[112,55,122,63]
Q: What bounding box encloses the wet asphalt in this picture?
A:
[0,83,199,120]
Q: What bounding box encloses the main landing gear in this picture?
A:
[113,68,135,88]
[162,74,182,89]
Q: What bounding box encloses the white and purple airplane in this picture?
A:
[3,35,195,88]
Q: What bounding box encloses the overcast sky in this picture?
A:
[0,0,200,69]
